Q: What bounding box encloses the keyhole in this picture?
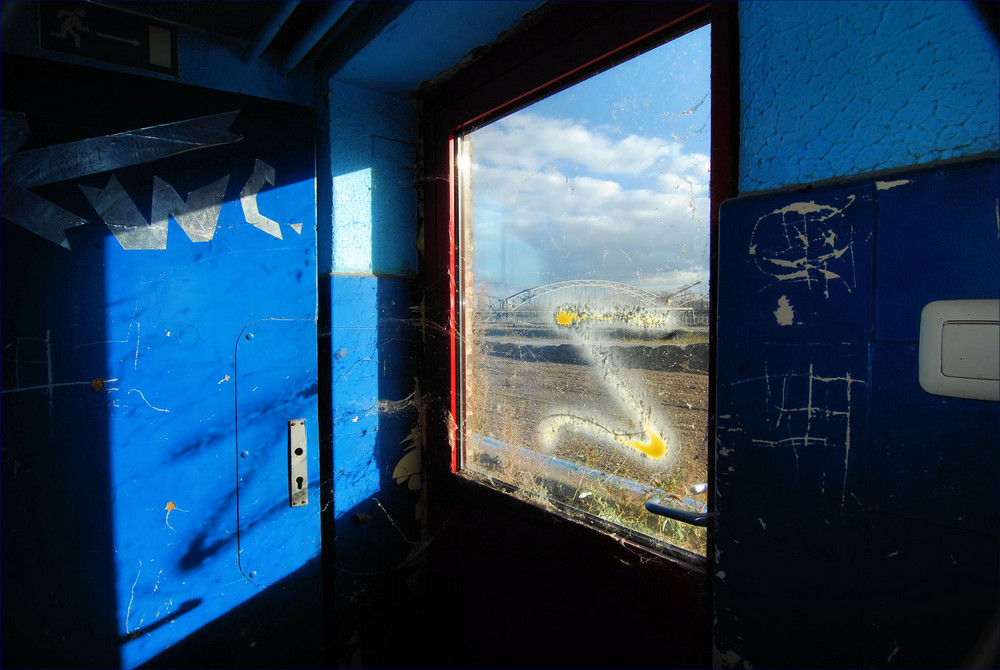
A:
[296,476,304,490]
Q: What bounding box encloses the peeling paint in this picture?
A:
[725,364,865,508]
[749,195,858,299]
[773,295,794,326]
[391,441,421,490]
[715,648,751,669]
[875,179,911,191]
[164,501,186,531]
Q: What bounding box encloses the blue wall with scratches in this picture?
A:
[716,1,999,663]
[1,56,322,668]
[716,160,999,667]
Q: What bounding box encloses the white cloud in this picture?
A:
[471,113,702,178]
[465,111,711,296]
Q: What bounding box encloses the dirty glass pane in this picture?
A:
[458,25,711,555]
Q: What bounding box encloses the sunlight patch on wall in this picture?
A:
[333,168,373,274]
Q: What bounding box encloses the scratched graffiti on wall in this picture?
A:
[749,196,860,298]
[0,111,302,249]
[719,363,866,508]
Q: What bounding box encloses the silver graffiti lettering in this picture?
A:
[239,159,282,240]
[6,111,241,190]
[80,175,167,250]
[152,175,229,243]
[2,111,241,249]
[1,182,86,249]
[82,174,231,250]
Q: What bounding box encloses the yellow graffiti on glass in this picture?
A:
[625,424,667,459]
[556,309,580,326]
[554,308,671,328]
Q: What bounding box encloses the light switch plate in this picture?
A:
[919,299,999,401]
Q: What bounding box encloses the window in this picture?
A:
[418,1,736,559]
[457,25,711,555]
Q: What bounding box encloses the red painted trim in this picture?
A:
[447,133,459,473]
[425,2,712,136]
[454,4,712,134]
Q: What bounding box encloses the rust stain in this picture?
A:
[91,377,106,391]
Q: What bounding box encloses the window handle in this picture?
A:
[645,498,713,527]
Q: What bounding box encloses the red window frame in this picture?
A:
[416,0,739,534]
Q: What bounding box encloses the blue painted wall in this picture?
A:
[1,55,322,668]
[320,81,425,666]
[716,159,999,668]
[2,2,540,665]
[740,0,999,192]
[717,2,999,666]
[326,82,418,277]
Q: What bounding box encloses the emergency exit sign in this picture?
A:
[38,1,179,77]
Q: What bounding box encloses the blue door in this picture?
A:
[1,56,322,668]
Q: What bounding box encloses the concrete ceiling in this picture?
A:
[323,1,547,94]
[100,0,546,94]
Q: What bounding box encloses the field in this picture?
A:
[463,337,709,554]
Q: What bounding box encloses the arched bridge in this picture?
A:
[501,280,664,311]
[479,280,706,328]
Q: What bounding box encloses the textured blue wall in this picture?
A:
[740,1,999,191]
[326,82,418,277]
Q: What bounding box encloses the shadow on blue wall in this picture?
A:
[1,55,324,668]
[320,271,425,667]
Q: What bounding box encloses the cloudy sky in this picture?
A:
[464,24,711,299]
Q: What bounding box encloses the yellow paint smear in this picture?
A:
[624,426,667,459]
[556,310,578,326]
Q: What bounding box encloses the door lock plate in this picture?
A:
[288,419,308,507]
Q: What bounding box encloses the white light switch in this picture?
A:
[941,322,1000,380]
[919,300,999,401]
